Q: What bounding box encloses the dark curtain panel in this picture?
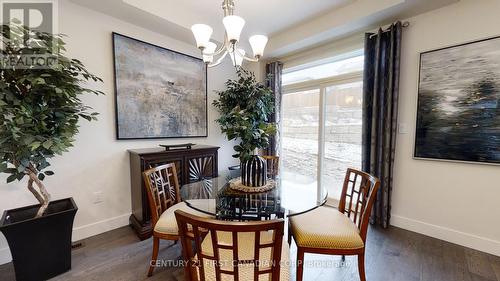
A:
[265,62,283,156]
[362,22,402,228]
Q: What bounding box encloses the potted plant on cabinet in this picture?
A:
[0,23,103,281]
[213,69,276,187]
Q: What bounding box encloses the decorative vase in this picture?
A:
[241,155,267,187]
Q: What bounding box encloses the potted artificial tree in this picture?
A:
[213,69,276,187]
[0,23,103,281]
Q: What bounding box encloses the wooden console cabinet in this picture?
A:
[128,145,219,240]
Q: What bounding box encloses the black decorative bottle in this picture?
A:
[241,155,267,187]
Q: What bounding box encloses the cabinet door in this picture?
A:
[187,154,216,183]
[145,158,183,185]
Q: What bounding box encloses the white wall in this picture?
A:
[0,0,239,264]
[392,0,500,256]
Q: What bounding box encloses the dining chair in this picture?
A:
[288,168,380,281]
[175,210,290,281]
[142,163,213,277]
[261,155,280,179]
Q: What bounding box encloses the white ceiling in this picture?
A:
[122,0,353,42]
[69,0,459,58]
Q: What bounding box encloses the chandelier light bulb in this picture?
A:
[223,15,245,43]
[202,42,217,64]
[191,24,213,49]
[249,35,268,58]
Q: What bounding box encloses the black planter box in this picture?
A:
[0,198,78,281]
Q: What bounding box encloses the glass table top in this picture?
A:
[180,177,328,220]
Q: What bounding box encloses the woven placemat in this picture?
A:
[228,178,276,193]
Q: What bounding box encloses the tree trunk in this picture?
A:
[26,170,51,217]
[27,178,44,205]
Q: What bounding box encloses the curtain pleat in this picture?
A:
[265,62,283,157]
[362,22,402,228]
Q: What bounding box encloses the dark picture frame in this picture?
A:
[414,35,500,165]
[112,32,208,140]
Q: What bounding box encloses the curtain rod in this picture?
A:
[369,21,410,38]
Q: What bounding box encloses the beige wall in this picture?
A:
[392,0,500,256]
[0,0,239,264]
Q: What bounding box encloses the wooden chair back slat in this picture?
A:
[338,168,380,242]
[261,156,280,178]
[175,210,284,281]
[143,163,181,226]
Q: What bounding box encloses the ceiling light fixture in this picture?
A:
[191,0,268,68]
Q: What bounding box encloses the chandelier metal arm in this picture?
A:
[234,48,258,62]
[235,47,258,62]
[204,33,230,57]
[208,50,229,68]
[232,44,258,63]
[193,0,267,68]
[211,33,229,56]
[242,56,259,62]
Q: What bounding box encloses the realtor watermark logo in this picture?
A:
[0,0,58,69]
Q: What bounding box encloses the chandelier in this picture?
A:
[191,0,268,68]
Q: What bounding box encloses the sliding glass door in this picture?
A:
[281,89,320,192]
[281,52,364,202]
[323,81,363,199]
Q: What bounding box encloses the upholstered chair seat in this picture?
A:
[142,163,215,277]
[290,206,364,250]
[154,200,214,235]
[289,168,381,281]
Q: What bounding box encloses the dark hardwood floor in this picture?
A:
[1,225,499,281]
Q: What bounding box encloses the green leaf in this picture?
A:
[6,174,17,183]
[0,22,104,187]
[42,140,53,149]
[30,141,42,150]
[44,171,54,176]
[38,173,45,181]
[5,168,17,174]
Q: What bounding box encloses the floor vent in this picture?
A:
[71,242,85,250]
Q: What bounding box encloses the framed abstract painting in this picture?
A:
[112,33,207,139]
[415,36,500,165]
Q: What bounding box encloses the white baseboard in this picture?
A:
[72,213,131,242]
[391,214,500,257]
[0,212,131,265]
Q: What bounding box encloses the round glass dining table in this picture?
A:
[180,177,328,220]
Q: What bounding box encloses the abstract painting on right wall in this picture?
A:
[415,36,500,165]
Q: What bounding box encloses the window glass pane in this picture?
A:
[282,55,364,86]
[281,89,319,192]
[323,81,363,199]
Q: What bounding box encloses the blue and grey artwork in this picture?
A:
[415,37,500,164]
[113,33,207,139]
